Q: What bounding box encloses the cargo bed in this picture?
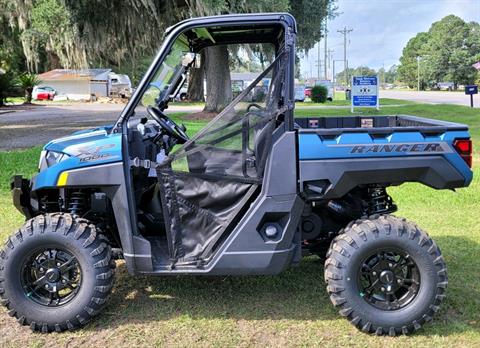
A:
[294,115,468,136]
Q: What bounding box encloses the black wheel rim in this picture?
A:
[21,247,82,307]
[358,249,420,310]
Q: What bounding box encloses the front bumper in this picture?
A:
[11,175,33,219]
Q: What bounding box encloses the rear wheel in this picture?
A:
[0,213,115,332]
[324,215,447,335]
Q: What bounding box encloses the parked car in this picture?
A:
[294,85,305,102]
[109,73,132,98]
[304,86,312,98]
[436,82,454,91]
[32,86,56,100]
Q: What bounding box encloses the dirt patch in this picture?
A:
[182,111,217,120]
[95,97,129,104]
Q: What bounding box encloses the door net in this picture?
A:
[157,51,288,265]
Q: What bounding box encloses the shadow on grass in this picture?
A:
[85,236,479,337]
[93,256,336,326]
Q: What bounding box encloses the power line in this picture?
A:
[337,26,353,86]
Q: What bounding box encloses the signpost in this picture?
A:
[351,76,379,113]
[465,85,478,108]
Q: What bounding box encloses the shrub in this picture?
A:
[310,85,328,103]
[16,73,41,104]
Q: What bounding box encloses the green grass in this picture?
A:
[4,96,25,105]
[294,103,480,155]
[170,101,206,107]
[300,98,416,107]
[0,104,479,347]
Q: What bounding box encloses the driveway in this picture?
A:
[0,103,203,150]
[381,90,480,107]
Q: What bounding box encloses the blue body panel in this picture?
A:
[33,126,123,190]
[298,130,473,186]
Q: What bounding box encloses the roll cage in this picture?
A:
[112,13,297,132]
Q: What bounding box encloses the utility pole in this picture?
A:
[324,18,328,80]
[337,26,353,86]
[327,49,334,79]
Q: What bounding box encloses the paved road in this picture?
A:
[381,90,480,108]
[1,92,477,150]
[0,104,203,150]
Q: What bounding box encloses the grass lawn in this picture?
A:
[0,103,479,347]
[300,98,416,107]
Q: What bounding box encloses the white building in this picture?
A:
[37,69,112,100]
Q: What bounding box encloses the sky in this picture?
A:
[300,0,480,80]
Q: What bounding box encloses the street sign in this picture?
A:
[351,76,379,112]
[465,85,478,108]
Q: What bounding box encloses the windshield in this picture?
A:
[141,35,191,108]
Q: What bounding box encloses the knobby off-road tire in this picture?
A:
[0,213,115,332]
[324,214,447,336]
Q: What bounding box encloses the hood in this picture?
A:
[33,125,122,190]
[44,125,116,156]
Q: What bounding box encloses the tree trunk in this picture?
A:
[204,45,232,113]
[187,51,205,102]
[25,88,33,104]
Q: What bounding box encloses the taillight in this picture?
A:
[453,139,472,168]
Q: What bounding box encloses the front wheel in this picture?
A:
[0,213,115,332]
[325,215,447,335]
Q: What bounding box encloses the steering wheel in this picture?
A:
[147,106,189,144]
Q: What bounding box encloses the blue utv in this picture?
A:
[1,13,473,335]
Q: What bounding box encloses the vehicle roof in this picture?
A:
[165,12,297,35]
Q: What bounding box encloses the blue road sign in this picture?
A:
[352,76,379,108]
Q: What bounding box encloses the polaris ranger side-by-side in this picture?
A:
[1,14,473,335]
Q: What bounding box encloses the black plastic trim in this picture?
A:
[299,156,467,199]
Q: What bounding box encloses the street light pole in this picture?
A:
[417,56,420,91]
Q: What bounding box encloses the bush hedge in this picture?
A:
[311,85,328,103]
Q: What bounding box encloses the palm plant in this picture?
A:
[17,73,41,104]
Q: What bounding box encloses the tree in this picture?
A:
[336,66,376,83]
[0,71,16,107]
[397,32,429,89]
[385,65,398,84]
[16,73,41,103]
[427,16,479,88]
[187,51,205,102]
[204,46,232,112]
[1,0,335,111]
[398,15,480,89]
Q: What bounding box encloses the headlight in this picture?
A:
[39,150,69,170]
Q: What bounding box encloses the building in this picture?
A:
[37,69,112,100]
